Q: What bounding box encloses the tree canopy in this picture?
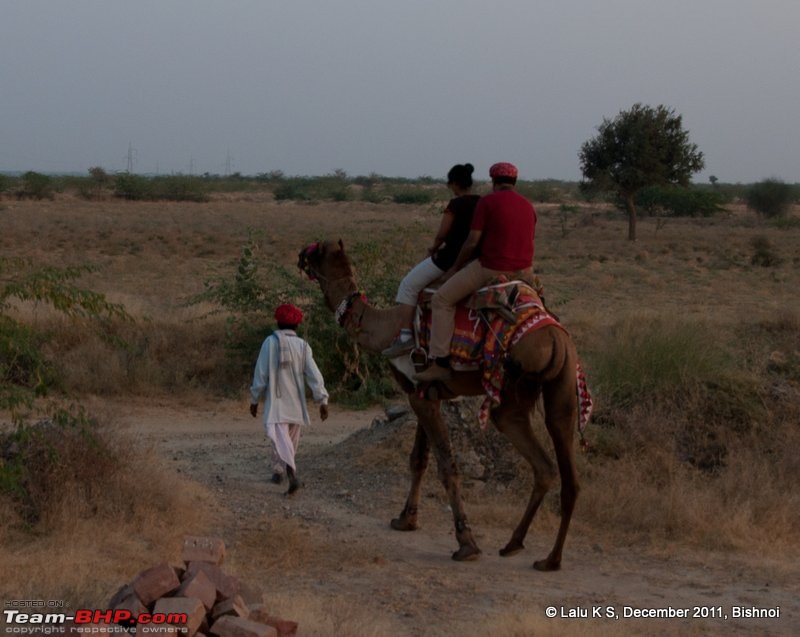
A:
[579,103,705,240]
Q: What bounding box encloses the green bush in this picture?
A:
[0,408,106,522]
[516,180,574,203]
[113,173,210,202]
[271,174,351,202]
[586,317,765,471]
[114,172,152,200]
[746,178,794,218]
[590,319,725,408]
[588,317,762,424]
[273,178,313,201]
[633,185,725,217]
[0,258,131,421]
[391,189,435,205]
[361,187,387,203]
[0,258,131,524]
[17,171,55,200]
[750,236,782,267]
[151,175,209,202]
[190,235,399,405]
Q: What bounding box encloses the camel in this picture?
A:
[299,240,582,571]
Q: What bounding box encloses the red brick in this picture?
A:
[152,596,206,637]
[112,592,148,619]
[108,583,136,608]
[185,561,239,600]
[209,616,277,637]
[263,616,298,637]
[246,604,296,637]
[211,595,249,620]
[177,569,217,611]
[182,536,226,566]
[238,581,264,606]
[246,605,270,624]
[132,563,181,606]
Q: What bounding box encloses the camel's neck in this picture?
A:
[318,276,405,352]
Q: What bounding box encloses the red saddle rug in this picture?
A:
[417,279,593,430]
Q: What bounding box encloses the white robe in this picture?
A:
[250,330,328,470]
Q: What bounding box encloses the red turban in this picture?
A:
[489,162,518,179]
[275,303,303,326]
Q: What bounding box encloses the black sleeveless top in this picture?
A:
[431,195,480,270]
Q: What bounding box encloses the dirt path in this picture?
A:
[118,398,798,636]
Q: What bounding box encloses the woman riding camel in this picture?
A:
[382,163,480,358]
[414,162,537,382]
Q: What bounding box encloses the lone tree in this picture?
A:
[579,103,705,240]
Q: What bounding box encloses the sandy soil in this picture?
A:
[116,397,799,637]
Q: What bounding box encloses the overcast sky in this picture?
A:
[1,0,798,182]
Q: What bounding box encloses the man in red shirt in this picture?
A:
[414,162,536,382]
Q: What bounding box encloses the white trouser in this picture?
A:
[395,257,445,306]
[266,422,301,473]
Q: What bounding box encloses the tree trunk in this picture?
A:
[625,192,637,241]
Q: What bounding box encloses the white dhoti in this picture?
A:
[265,422,301,474]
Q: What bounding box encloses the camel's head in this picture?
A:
[298,239,354,285]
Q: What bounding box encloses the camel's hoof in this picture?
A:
[390,518,419,532]
[499,541,525,557]
[452,545,481,562]
[533,558,561,571]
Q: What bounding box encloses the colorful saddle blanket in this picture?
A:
[417,278,592,430]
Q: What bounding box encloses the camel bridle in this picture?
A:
[299,242,364,328]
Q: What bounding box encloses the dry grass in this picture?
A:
[0,417,216,606]
[2,192,799,624]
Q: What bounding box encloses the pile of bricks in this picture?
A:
[106,536,297,637]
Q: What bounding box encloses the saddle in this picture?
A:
[414,277,555,371]
[390,277,593,432]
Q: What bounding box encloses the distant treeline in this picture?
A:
[1,168,798,217]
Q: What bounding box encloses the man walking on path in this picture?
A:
[250,303,329,494]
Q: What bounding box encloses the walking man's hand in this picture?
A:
[320,404,329,421]
[250,403,258,418]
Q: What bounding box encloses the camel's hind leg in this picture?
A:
[390,415,430,532]
[533,374,580,572]
[492,402,558,558]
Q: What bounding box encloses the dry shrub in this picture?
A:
[0,413,215,605]
[570,313,800,555]
[581,397,798,555]
[44,316,235,396]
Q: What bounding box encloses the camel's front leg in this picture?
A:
[411,394,481,561]
[391,419,429,531]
